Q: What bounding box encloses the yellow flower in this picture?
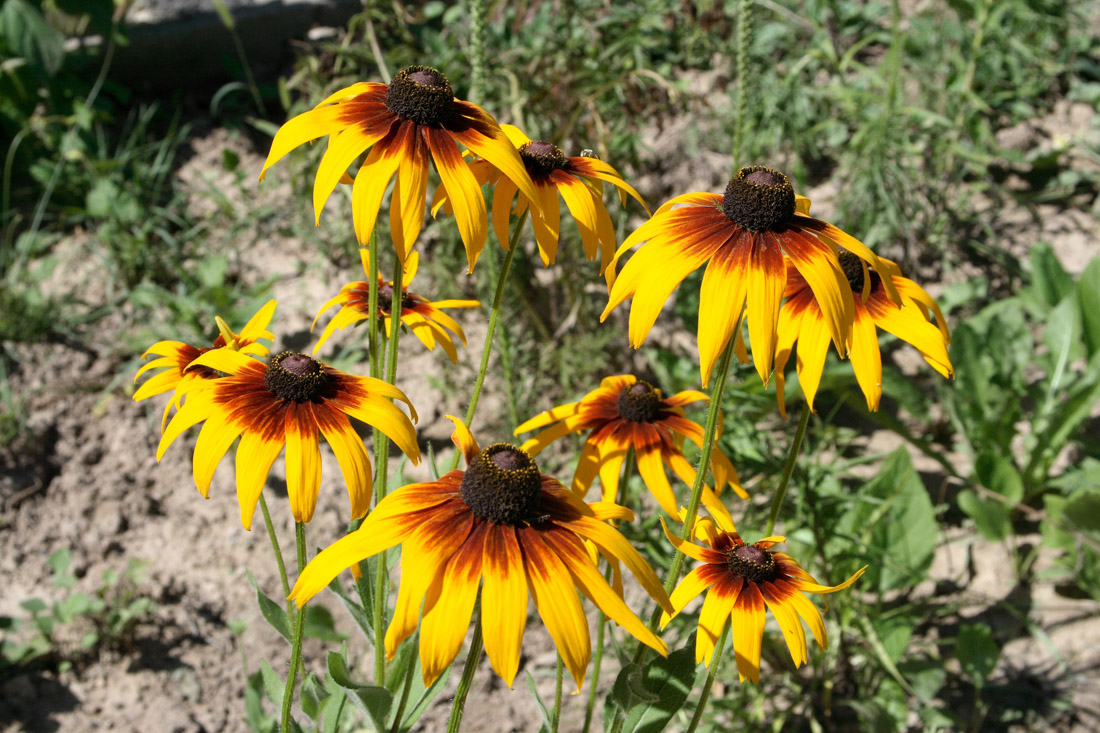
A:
[432,124,648,286]
[133,300,276,429]
[661,510,865,683]
[515,374,745,517]
[602,166,900,386]
[156,349,420,528]
[288,417,671,691]
[775,253,953,414]
[312,249,480,362]
[259,66,541,270]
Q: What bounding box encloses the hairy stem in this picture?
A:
[685,620,730,733]
[258,494,291,615]
[446,617,485,733]
[765,402,811,536]
[280,523,308,733]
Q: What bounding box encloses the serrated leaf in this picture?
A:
[620,646,698,733]
[956,624,1000,686]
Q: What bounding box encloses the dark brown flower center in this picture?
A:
[837,249,880,294]
[385,65,453,127]
[721,165,796,232]
[377,283,409,315]
[616,380,662,423]
[726,543,779,583]
[460,443,544,525]
[519,140,567,179]
[264,351,331,402]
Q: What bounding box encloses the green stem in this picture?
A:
[551,654,563,733]
[581,612,605,733]
[610,340,736,733]
[446,616,485,733]
[280,522,308,733]
[368,234,381,378]
[732,0,754,167]
[467,0,487,102]
[389,633,419,733]
[685,620,730,733]
[765,402,811,537]
[372,256,405,686]
[449,210,528,470]
[258,494,291,614]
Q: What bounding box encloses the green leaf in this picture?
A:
[1078,260,1100,357]
[957,489,1012,541]
[0,0,65,76]
[321,688,348,733]
[326,651,392,730]
[304,606,347,643]
[300,673,325,721]
[525,672,553,732]
[608,663,658,713]
[1062,487,1100,536]
[47,548,72,579]
[397,654,450,732]
[1026,243,1075,311]
[259,660,284,708]
[960,452,1024,540]
[619,646,699,733]
[956,624,1001,686]
[246,571,291,643]
[326,574,372,637]
[19,598,47,614]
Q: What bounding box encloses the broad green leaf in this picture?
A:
[1078,259,1100,356]
[956,624,1000,686]
[321,688,348,733]
[259,659,284,708]
[326,574,372,637]
[0,0,65,76]
[1026,242,1074,311]
[304,606,347,643]
[300,673,325,720]
[245,671,275,733]
[246,571,291,643]
[974,452,1024,502]
[957,489,1012,541]
[620,646,699,733]
[326,651,391,730]
[1062,487,1100,537]
[608,662,658,714]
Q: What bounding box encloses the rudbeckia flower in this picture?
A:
[133,301,276,429]
[311,249,479,362]
[660,509,865,683]
[288,417,671,690]
[515,374,746,517]
[775,252,953,414]
[433,125,648,286]
[156,349,420,529]
[259,65,541,270]
[602,166,901,386]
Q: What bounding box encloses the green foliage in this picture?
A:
[0,549,155,676]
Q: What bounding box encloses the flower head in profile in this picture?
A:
[312,249,480,362]
[288,417,671,690]
[661,509,865,683]
[776,251,953,414]
[134,300,276,429]
[260,65,541,269]
[433,125,648,285]
[515,374,745,518]
[156,349,420,529]
[602,166,902,386]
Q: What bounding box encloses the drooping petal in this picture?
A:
[661,564,719,627]
[313,120,393,224]
[191,411,244,499]
[446,415,480,465]
[780,228,854,356]
[428,127,488,271]
[284,403,322,523]
[480,525,529,688]
[849,307,884,411]
[697,230,751,385]
[390,127,431,259]
[730,581,766,683]
[743,231,788,385]
[566,516,672,612]
[314,406,373,520]
[761,582,808,667]
[234,429,285,530]
[867,294,954,379]
[514,401,582,434]
[697,575,741,666]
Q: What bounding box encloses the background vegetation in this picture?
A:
[2,0,1099,730]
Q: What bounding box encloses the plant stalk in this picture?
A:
[765,402,811,536]
[446,615,485,733]
[280,522,308,733]
[685,620,730,733]
[389,633,419,733]
[258,494,292,615]
[551,654,563,733]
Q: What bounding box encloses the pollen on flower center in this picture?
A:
[727,543,779,583]
[385,65,454,127]
[264,352,331,402]
[721,165,796,232]
[519,141,567,179]
[616,380,662,423]
[460,443,544,525]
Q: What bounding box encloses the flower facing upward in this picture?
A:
[661,509,866,683]
[311,249,480,362]
[134,301,276,430]
[156,349,420,529]
[602,166,901,386]
[432,125,648,285]
[259,65,541,270]
[775,252,953,414]
[288,417,671,690]
[515,375,746,518]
